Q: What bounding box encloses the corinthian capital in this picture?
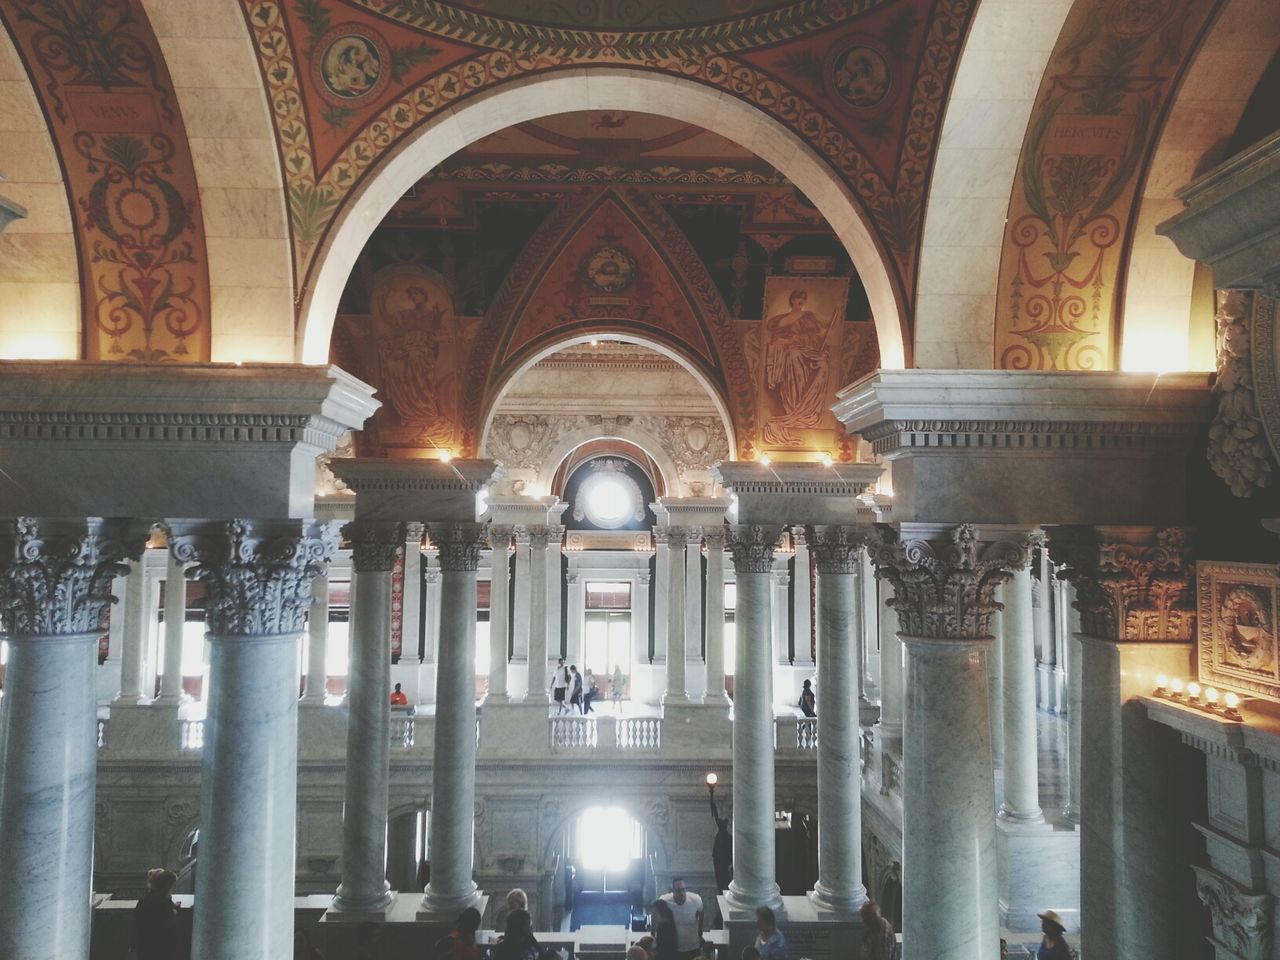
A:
[725,524,784,573]
[165,519,338,637]
[868,523,1032,640]
[430,523,487,572]
[1048,525,1194,642]
[808,525,873,575]
[343,521,406,573]
[702,526,727,552]
[0,518,149,636]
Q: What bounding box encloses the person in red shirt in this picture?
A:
[390,683,409,706]
[435,907,482,960]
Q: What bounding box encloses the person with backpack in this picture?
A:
[434,906,482,960]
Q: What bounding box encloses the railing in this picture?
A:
[616,717,660,750]
[796,717,818,750]
[180,720,204,752]
[550,716,597,749]
[390,716,415,749]
[97,718,107,749]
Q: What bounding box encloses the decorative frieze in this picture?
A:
[430,523,488,573]
[165,519,338,637]
[344,521,407,573]
[1192,865,1274,960]
[1048,526,1195,642]
[808,525,873,575]
[0,517,148,636]
[868,523,1032,640]
[1207,291,1274,497]
[726,524,783,574]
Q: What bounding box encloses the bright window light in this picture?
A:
[577,806,644,871]
[587,476,632,524]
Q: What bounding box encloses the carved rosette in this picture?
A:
[344,520,407,573]
[1192,865,1274,960]
[1048,526,1195,642]
[809,524,872,575]
[726,524,783,573]
[1208,290,1273,497]
[165,519,338,637]
[868,523,1032,640]
[430,523,487,572]
[0,517,148,636]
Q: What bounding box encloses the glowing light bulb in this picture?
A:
[1225,692,1240,710]
[819,453,834,467]
[1187,682,1201,700]
[438,450,453,463]
[705,772,718,787]
[1155,674,1168,691]
[1205,687,1220,705]
[759,455,771,467]
[1170,678,1184,694]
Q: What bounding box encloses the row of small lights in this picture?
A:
[1153,675,1244,721]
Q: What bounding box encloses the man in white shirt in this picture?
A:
[660,877,703,960]
[550,658,570,714]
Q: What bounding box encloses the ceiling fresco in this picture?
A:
[240,0,978,333]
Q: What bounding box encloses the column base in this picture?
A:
[722,880,783,914]
[417,885,485,920]
[329,887,396,919]
[807,882,867,915]
[484,691,511,705]
[997,805,1045,825]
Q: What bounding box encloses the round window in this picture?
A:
[576,464,644,529]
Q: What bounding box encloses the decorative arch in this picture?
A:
[537,428,683,501]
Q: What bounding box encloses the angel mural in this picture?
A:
[371,266,466,451]
[761,287,835,446]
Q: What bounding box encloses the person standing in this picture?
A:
[858,900,898,960]
[649,898,679,960]
[390,682,408,706]
[798,679,816,717]
[611,663,625,708]
[569,665,584,714]
[134,868,181,960]
[434,906,483,960]
[551,658,570,714]
[660,878,703,960]
[754,907,788,960]
[1036,910,1072,960]
[583,669,598,714]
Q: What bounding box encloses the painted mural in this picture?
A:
[993,0,1223,370]
[239,0,979,344]
[1,0,211,361]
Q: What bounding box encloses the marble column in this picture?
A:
[302,574,330,703]
[665,527,689,702]
[423,561,442,666]
[999,555,1043,823]
[115,556,149,702]
[545,528,564,660]
[566,573,585,667]
[511,527,532,663]
[487,526,512,702]
[684,535,703,697]
[771,567,791,665]
[870,524,1030,960]
[1063,579,1082,824]
[166,518,336,960]
[0,518,144,960]
[525,526,551,703]
[724,524,783,911]
[792,528,813,666]
[703,528,727,702]
[633,571,651,689]
[422,523,486,914]
[156,552,188,704]
[334,521,405,913]
[876,577,903,743]
[988,596,1005,769]
[1033,552,1054,712]
[808,526,868,913]
[652,528,671,662]
[860,549,879,701]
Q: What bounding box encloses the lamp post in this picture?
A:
[707,772,732,893]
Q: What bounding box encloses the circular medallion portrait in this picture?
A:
[315,24,390,105]
[582,245,637,294]
[830,43,891,110]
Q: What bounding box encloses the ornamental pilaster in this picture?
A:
[344,521,407,573]
[164,519,338,637]
[703,527,727,553]
[525,524,563,552]
[487,524,514,552]
[868,523,1034,640]
[1192,865,1274,960]
[0,518,149,636]
[1047,526,1195,642]
[429,523,487,573]
[726,524,783,574]
[808,525,873,576]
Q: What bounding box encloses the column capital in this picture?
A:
[429,522,488,572]
[165,518,337,637]
[868,523,1033,640]
[790,525,808,548]
[526,524,564,549]
[487,524,514,550]
[725,524,784,573]
[512,524,531,545]
[808,525,875,575]
[702,526,727,551]
[0,517,149,636]
[1191,865,1274,960]
[343,520,407,573]
[1047,525,1195,642]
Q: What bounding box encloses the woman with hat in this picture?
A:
[1036,910,1072,960]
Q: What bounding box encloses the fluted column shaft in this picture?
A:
[334,521,405,912]
[115,556,148,702]
[1000,559,1043,822]
[703,529,727,701]
[545,531,563,661]
[487,527,512,702]
[809,527,868,913]
[166,518,336,960]
[423,523,486,913]
[724,524,783,911]
[652,529,670,662]
[157,552,187,703]
[684,537,703,697]
[665,527,689,701]
[1063,580,1082,823]
[877,577,903,740]
[526,526,551,702]
[792,529,813,666]
[511,528,532,665]
[302,574,330,703]
[0,518,144,960]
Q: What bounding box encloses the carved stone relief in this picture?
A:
[1208,291,1274,497]
[1192,865,1274,960]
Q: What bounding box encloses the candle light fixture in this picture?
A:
[1152,677,1245,721]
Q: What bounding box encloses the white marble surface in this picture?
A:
[0,631,99,960]
[302,575,330,703]
[193,630,302,960]
[423,566,482,913]
[665,530,688,701]
[902,635,998,960]
[115,558,149,703]
[877,580,903,740]
[488,540,511,701]
[157,553,188,704]
[525,533,550,705]
[704,540,727,701]
[809,569,866,912]
[684,539,703,697]
[333,567,394,912]
[999,565,1042,822]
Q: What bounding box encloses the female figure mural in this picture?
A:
[762,288,834,446]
